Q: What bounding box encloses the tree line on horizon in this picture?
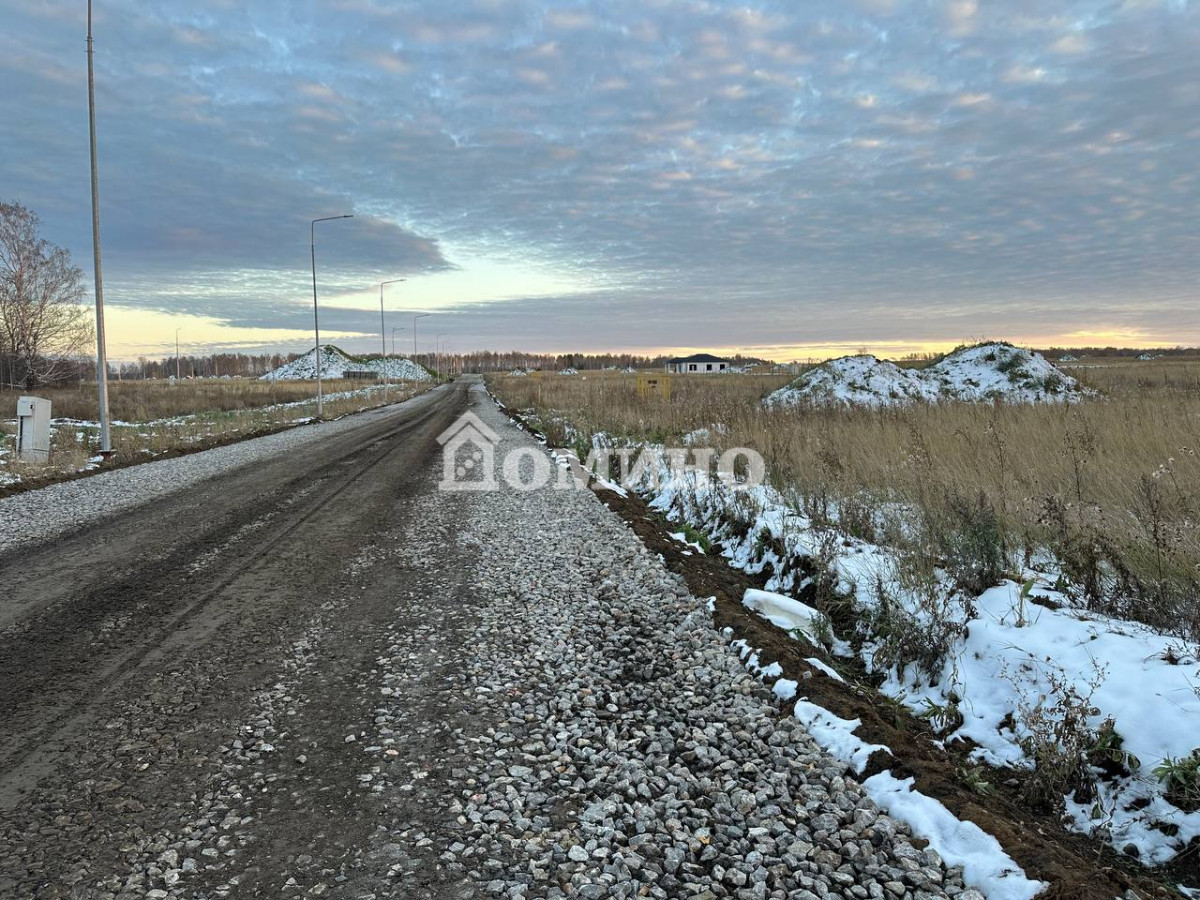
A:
[3,200,1195,389]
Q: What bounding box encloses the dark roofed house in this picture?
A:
[665,353,730,374]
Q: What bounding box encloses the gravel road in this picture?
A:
[0,378,969,900]
[0,386,450,555]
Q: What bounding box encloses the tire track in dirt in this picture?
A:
[0,384,469,898]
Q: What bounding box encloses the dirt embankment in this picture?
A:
[593,486,1189,900]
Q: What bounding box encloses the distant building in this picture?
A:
[665,353,730,374]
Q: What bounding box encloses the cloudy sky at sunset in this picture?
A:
[2,0,1198,361]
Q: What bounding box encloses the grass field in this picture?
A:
[489,359,1200,638]
[0,378,432,491]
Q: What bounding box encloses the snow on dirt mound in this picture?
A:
[767,344,1086,408]
[261,346,431,382]
[926,343,1085,403]
[766,355,936,408]
[370,357,433,381]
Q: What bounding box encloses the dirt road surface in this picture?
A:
[0,378,971,900]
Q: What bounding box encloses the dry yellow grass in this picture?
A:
[8,378,353,422]
[489,364,1200,635]
[0,378,431,489]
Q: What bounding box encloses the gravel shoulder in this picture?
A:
[0,384,449,556]
[2,378,976,900]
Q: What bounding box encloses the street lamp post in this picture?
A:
[311,214,353,418]
[379,278,405,381]
[413,313,430,374]
[86,0,112,454]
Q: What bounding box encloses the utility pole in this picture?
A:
[310,214,353,418]
[86,0,112,454]
[379,279,404,380]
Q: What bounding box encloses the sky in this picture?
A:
[2,0,1198,362]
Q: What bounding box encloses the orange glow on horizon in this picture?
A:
[102,306,1193,363]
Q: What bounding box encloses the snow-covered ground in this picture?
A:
[924,343,1084,403]
[648,473,1200,870]
[0,443,16,488]
[260,345,431,381]
[766,355,935,408]
[767,343,1087,408]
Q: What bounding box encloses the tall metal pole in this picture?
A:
[310,214,353,418]
[391,327,401,358]
[379,279,404,369]
[86,0,112,453]
[436,332,447,380]
[175,328,181,380]
[310,221,321,417]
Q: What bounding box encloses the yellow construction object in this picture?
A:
[636,374,672,400]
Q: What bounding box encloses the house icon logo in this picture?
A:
[436,412,500,491]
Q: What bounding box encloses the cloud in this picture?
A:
[943,0,980,37]
[1,0,1198,357]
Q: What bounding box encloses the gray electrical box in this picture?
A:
[15,396,51,463]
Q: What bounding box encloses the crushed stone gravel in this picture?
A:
[0,382,973,899]
[415,387,968,899]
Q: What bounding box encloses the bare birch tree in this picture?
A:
[0,201,93,388]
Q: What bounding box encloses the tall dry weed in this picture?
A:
[490,361,1200,637]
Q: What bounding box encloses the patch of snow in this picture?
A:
[645,468,1200,863]
[742,589,826,644]
[766,342,1087,408]
[759,661,784,679]
[669,531,706,554]
[804,657,845,681]
[863,772,1046,900]
[765,355,935,408]
[727,585,1042,900]
[772,679,798,700]
[925,342,1085,403]
[682,424,729,446]
[548,447,630,497]
[792,699,889,774]
[261,345,431,382]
